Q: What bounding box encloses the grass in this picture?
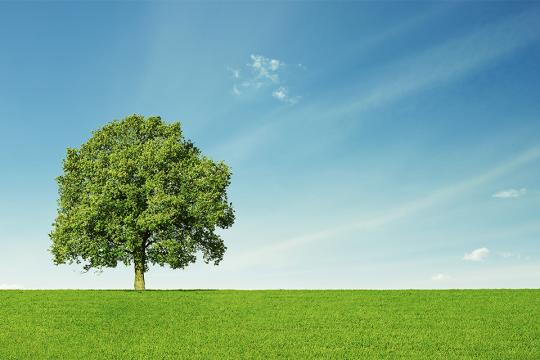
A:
[0,290,538,359]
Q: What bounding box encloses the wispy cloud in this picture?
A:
[431,273,451,281]
[226,145,540,269]
[338,10,540,115]
[232,84,242,96]
[463,247,490,262]
[227,67,241,79]
[218,11,540,164]
[492,188,527,198]
[228,54,301,104]
[497,251,525,260]
[499,251,515,258]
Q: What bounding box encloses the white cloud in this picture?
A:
[219,12,540,162]
[228,54,300,104]
[410,264,540,290]
[249,54,282,83]
[492,188,527,198]
[227,67,241,79]
[272,87,287,100]
[463,247,490,262]
[226,145,540,269]
[0,283,23,289]
[272,87,300,104]
[269,59,281,71]
[431,273,451,281]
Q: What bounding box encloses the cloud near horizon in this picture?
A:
[431,273,451,281]
[463,247,490,262]
[0,283,23,290]
[225,145,540,270]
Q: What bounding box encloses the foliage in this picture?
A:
[0,290,538,359]
[49,115,234,288]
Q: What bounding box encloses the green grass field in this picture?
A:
[1,290,538,359]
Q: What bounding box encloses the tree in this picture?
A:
[49,115,234,290]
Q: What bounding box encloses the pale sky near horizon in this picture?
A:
[1,1,540,289]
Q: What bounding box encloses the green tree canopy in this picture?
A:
[50,115,234,290]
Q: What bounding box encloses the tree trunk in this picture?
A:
[134,260,145,290]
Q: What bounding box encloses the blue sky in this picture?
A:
[1,1,540,289]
